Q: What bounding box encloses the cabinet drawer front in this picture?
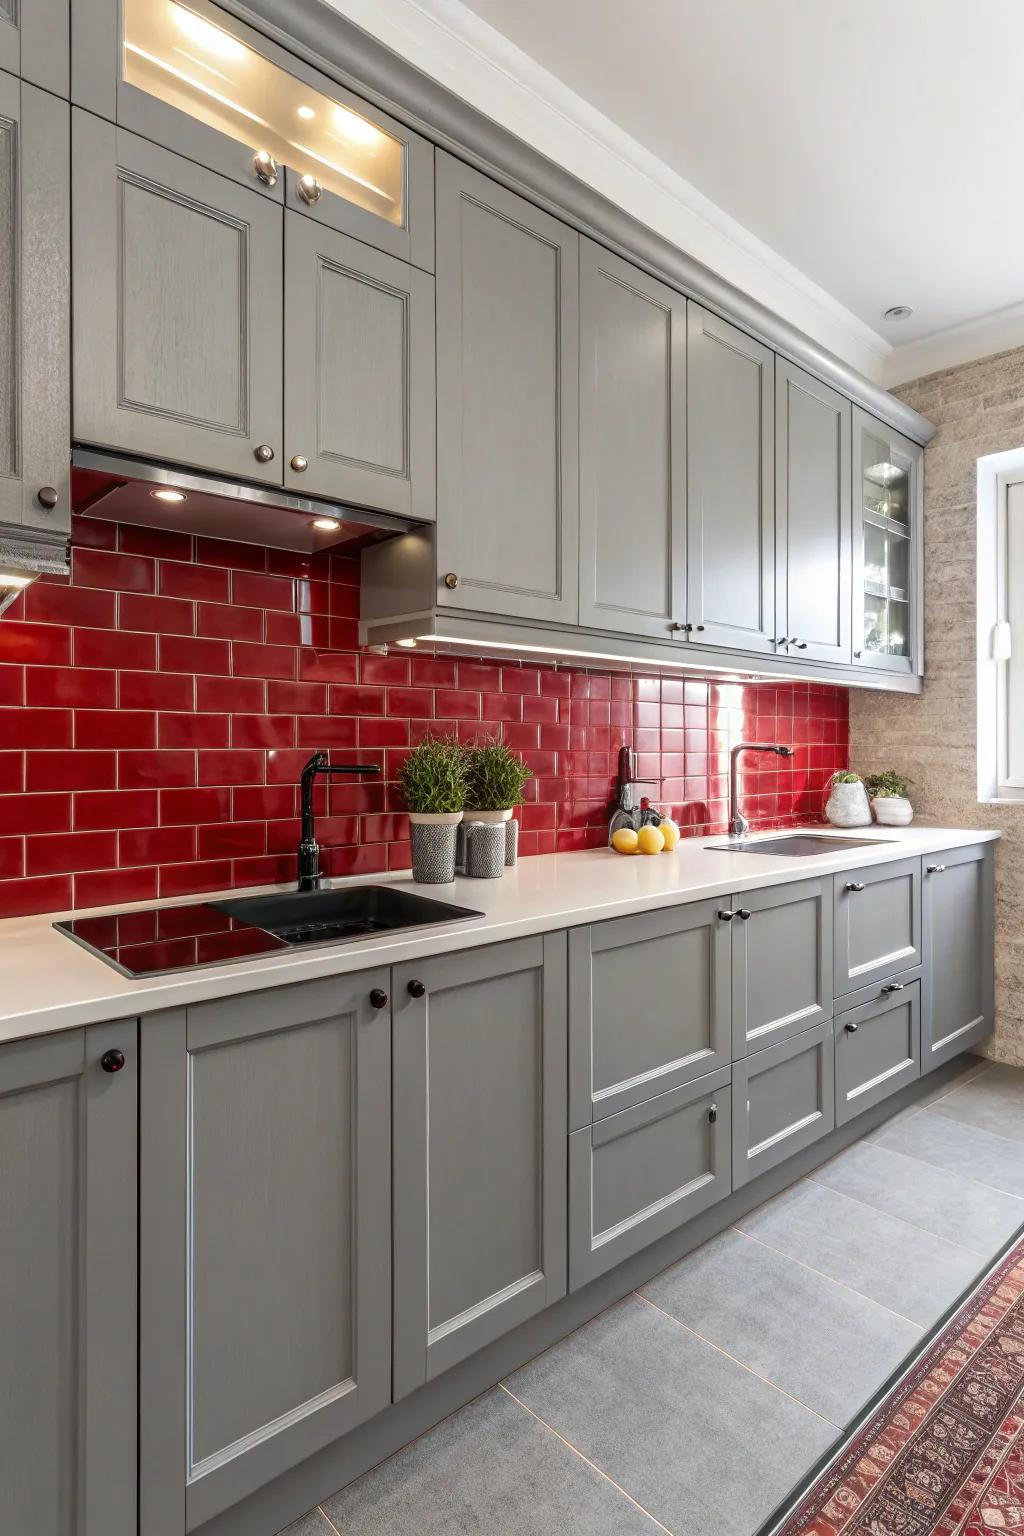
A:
[732,1021,834,1188]
[732,878,833,1055]
[835,979,921,1125]
[569,901,730,1128]
[569,1067,731,1290]
[922,844,994,1070]
[834,856,922,995]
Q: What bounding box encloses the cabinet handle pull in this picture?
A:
[36,485,58,510]
[708,1103,718,1124]
[844,1021,859,1033]
[369,988,389,1011]
[853,649,863,659]
[882,982,905,993]
[737,908,751,921]
[845,881,865,892]
[407,979,426,999]
[297,174,322,205]
[927,864,946,874]
[695,623,705,632]
[254,444,275,463]
[443,572,460,590]
[100,1048,126,1073]
[793,640,808,650]
[290,454,308,473]
[253,150,278,186]
[775,637,789,646]
[717,909,736,921]
[670,622,689,633]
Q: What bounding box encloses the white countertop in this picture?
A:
[0,825,999,1046]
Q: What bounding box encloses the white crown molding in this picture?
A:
[324,0,892,384]
[884,301,1024,388]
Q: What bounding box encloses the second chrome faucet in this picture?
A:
[728,741,794,838]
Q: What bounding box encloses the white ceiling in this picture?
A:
[447,0,1024,377]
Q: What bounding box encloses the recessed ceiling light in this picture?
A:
[151,487,187,504]
[883,305,914,322]
[296,105,315,120]
[312,515,340,531]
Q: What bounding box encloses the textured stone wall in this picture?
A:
[849,345,1024,1064]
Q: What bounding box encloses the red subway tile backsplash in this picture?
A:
[0,516,852,915]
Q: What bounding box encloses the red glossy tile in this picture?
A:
[0,621,71,666]
[74,866,159,909]
[119,525,192,561]
[360,654,410,686]
[73,547,155,593]
[159,713,229,748]
[231,714,294,749]
[358,717,409,748]
[328,684,385,715]
[74,790,159,831]
[411,656,456,688]
[0,874,71,917]
[0,706,72,748]
[266,679,326,714]
[0,791,69,835]
[194,537,266,571]
[323,843,387,878]
[158,860,233,898]
[231,854,294,887]
[501,667,541,695]
[119,591,195,635]
[75,710,156,749]
[0,836,24,878]
[265,612,331,648]
[26,667,115,708]
[297,650,359,684]
[71,516,117,550]
[159,561,230,603]
[233,784,295,820]
[159,787,231,825]
[361,812,408,843]
[160,634,231,675]
[75,627,155,670]
[296,714,360,750]
[27,751,115,791]
[231,570,295,611]
[231,641,296,680]
[24,582,117,628]
[27,830,117,875]
[480,692,522,723]
[197,601,264,642]
[0,665,23,706]
[435,689,481,720]
[198,821,265,859]
[197,750,264,786]
[119,671,194,711]
[118,751,196,790]
[196,675,264,713]
[119,826,196,866]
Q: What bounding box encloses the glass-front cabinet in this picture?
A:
[852,406,924,675]
[72,0,434,268]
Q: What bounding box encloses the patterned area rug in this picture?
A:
[775,1229,1024,1536]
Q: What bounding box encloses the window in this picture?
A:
[977,452,1024,800]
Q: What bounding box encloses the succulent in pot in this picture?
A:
[398,733,467,883]
[865,770,914,827]
[464,736,533,867]
[824,770,872,828]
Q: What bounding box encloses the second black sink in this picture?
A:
[211,885,483,947]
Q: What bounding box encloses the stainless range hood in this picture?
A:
[71,448,417,553]
[0,522,71,616]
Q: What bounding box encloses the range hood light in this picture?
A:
[151,487,187,504]
[394,637,418,648]
[0,571,33,589]
[312,515,340,531]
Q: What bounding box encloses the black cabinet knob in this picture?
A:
[737,908,751,920]
[369,988,389,1011]
[844,1022,859,1033]
[407,979,426,999]
[37,485,58,510]
[717,909,736,921]
[100,1048,125,1073]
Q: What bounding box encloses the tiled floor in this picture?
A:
[282,1058,1024,1536]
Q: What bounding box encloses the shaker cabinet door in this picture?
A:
[284,214,436,518]
[733,1021,835,1188]
[435,152,579,623]
[731,878,833,1056]
[835,976,922,1125]
[922,844,994,1069]
[834,857,922,996]
[72,112,283,483]
[0,0,67,96]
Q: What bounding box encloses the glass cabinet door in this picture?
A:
[853,408,923,674]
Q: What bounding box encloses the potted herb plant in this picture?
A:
[398,733,467,883]
[865,770,914,827]
[824,770,872,828]
[464,737,533,868]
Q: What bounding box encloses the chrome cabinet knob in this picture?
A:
[881,982,905,994]
[926,864,946,874]
[844,1021,859,1033]
[254,444,275,463]
[708,1102,718,1124]
[36,485,58,510]
[297,174,322,205]
[845,881,865,892]
[253,150,278,187]
[443,572,459,590]
[290,454,308,473]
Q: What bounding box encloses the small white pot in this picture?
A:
[464,808,513,824]
[825,780,872,828]
[871,795,914,826]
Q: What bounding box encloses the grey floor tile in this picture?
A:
[505,1294,835,1536]
[639,1227,922,1426]
[276,1511,335,1536]
[321,1387,662,1536]
[875,1108,1024,1198]
[928,1063,1024,1144]
[736,1178,982,1325]
[861,1060,993,1144]
[812,1141,1024,1256]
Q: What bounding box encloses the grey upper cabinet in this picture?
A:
[578,239,686,638]
[835,974,922,1125]
[72,0,433,269]
[686,304,775,653]
[922,844,995,1069]
[0,0,67,96]
[435,151,580,624]
[569,900,730,1129]
[139,977,391,1533]
[834,856,922,995]
[72,111,283,483]
[284,215,436,518]
[732,1020,835,1188]
[0,1021,137,1536]
[392,935,568,1400]
[0,76,71,534]
[775,360,852,664]
[731,878,833,1055]
[852,406,923,675]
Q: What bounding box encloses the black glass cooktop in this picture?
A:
[55,905,289,978]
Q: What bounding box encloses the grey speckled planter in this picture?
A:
[409,814,461,884]
[465,821,505,879]
[505,817,519,866]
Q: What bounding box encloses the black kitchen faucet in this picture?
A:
[297,751,381,891]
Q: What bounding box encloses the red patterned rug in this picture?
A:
[774,1229,1024,1536]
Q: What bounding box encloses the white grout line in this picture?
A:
[498,1382,677,1536]
[804,1170,992,1256]
[730,1227,925,1330]
[633,1291,840,1428]
[315,1507,343,1536]
[816,1136,1024,1217]
[866,1060,995,1139]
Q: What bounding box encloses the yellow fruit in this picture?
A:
[636,824,665,855]
[611,827,639,855]
[659,818,680,850]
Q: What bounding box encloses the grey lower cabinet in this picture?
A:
[835,974,922,1125]
[568,900,730,1129]
[0,74,71,534]
[834,856,922,995]
[732,1020,835,1188]
[138,974,391,1534]
[569,1067,731,1289]
[0,1021,137,1536]
[72,110,284,483]
[685,303,775,654]
[0,0,66,96]
[577,237,687,639]
[730,878,833,1054]
[283,214,436,518]
[922,843,995,1069]
[434,150,580,624]
[775,360,852,664]
[392,935,568,1399]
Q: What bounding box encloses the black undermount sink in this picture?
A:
[211,885,483,947]
[708,833,894,857]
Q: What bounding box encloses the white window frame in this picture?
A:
[977,450,1024,801]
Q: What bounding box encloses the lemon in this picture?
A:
[636,824,665,855]
[611,827,639,855]
[659,818,680,850]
